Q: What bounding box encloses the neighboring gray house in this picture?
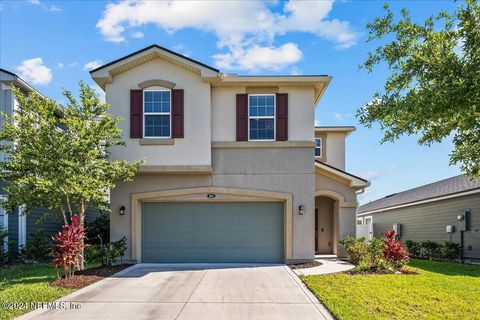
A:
[357,174,480,259]
[90,44,369,264]
[0,68,99,254]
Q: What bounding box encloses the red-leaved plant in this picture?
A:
[52,215,87,278]
[382,229,409,270]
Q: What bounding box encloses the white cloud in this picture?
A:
[56,62,64,69]
[49,5,62,12]
[96,0,358,71]
[83,60,103,71]
[131,31,144,38]
[16,58,52,85]
[314,119,321,127]
[334,112,352,121]
[213,43,302,71]
[68,61,78,67]
[27,0,40,5]
[290,66,302,75]
[357,171,381,181]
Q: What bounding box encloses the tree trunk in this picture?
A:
[79,200,86,270]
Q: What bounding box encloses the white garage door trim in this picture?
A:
[131,187,293,262]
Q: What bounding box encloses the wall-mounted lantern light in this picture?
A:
[457,214,465,222]
[298,205,305,215]
[119,206,126,215]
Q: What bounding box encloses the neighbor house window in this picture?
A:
[364,217,372,224]
[144,90,171,138]
[356,217,363,225]
[315,138,322,157]
[248,94,275,141]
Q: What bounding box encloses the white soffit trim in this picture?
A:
[357,188,480,216]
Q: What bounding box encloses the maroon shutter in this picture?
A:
[130,89,143,138]
[276,93,288,141]
[171,89,184,138]
[236,94,248,141]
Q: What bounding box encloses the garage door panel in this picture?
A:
[141,202,284,263]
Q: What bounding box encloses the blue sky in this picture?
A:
[0,0,462,204]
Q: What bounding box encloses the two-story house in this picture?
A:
[90,45,369,264]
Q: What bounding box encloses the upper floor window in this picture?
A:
[248,94,275,141]
[144,90,171,138]
[315,138,322,157]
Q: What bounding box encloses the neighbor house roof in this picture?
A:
[314,160,369,189]
[358,174,480,215]
[89,44,331,104]
[0,68,45,97]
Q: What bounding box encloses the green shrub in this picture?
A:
[367,237,385,270]
[441,241,462,262]
[85,212,110,245]
[84,244,103,265]
[419,241,441,260]
[19,230,51,263]
[340,236,370,266]
[405,240,421,259]
[103,237,127,267]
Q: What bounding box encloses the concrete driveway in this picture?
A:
[17,263,332,320]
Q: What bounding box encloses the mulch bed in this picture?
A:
[51,264,133,289]
[289,260,322,270]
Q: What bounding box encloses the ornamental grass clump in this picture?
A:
[51,215,87,278]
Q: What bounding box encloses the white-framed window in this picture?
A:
[248,94,275,141]
[315,138,322,157]
[143,89,171,138]
[364,216,372,224]
[356,217,363,225]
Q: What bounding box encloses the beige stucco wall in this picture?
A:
[323,132,346,170]
[211,86,315,142]
[105,59,211,166]
[110,147,315,263]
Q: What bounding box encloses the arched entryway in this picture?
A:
[315,196,338,254]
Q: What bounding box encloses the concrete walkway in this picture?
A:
[17,264,334,320]
[293,258,354,276]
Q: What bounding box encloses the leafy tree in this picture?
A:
[0,82,141,267]
[359,0,480,177]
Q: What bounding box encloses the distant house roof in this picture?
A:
[358,174,480,215]
[0,68,45,97]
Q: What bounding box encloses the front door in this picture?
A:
[316,198,334,254]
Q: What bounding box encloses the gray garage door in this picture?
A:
[141,202,284,263]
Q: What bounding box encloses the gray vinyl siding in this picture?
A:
[25,208,63,242]
[364,193,480,259]
[7,207,19,248]
[4,207,102,252]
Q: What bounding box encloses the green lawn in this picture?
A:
[301,259,480,320]
[0,264,74,320]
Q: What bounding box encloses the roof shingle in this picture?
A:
[358,174,480,214]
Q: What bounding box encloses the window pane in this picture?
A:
[144,102,154,113]
[315,148,321,157]
[249,119,274,140]
[315,138,322,147]
[249,95,275,116]
[144,115,170,137]
[144,91,154,102]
